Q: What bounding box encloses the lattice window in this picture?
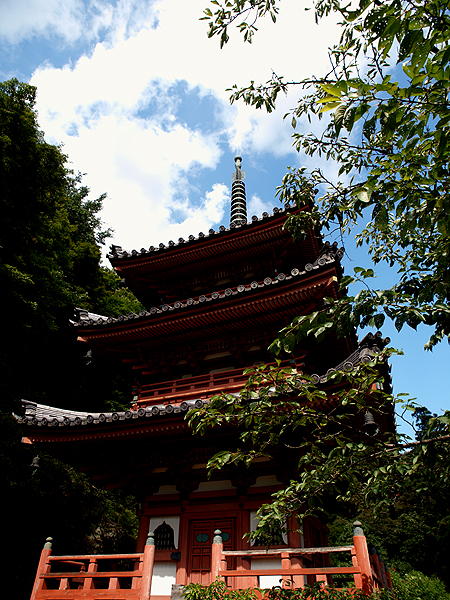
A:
[154,521,175,550]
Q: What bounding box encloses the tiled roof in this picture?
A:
[74,242,344,330]
[14,332,390,432]
[15,398,204,429]
[107,206,290,261]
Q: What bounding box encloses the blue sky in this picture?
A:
[1,0,448,433]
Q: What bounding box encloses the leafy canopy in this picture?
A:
[0,78,143,406]
[189,355,450,540]
[1,78,143,599]
[203,0,450,349]
[191,0,450,545]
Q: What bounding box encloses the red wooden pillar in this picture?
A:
[141,531,156,600]
[351,546,362,590]
[288,517,304,589]
[136,515,151,552]
[368,544,381,588]
[280,552,292,589]
[30,537,53,600]
[83,557,98,590]
[241,510,257,589]
[353,521,373,595]
[211,529,224,581]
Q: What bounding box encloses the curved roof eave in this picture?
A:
[15,331,391,439]
[74,258,342,346]
[108,206,301,266]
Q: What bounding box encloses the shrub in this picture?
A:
[391,570,450,600]
[182,580,394,600]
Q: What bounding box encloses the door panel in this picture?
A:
[188,518,234,585]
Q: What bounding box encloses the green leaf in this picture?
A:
[319,83,343,97]
[318,101,342,113]
[334,104,347,137]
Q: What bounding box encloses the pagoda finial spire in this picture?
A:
[230,156,247,226]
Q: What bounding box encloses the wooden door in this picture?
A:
[188,518,234,584]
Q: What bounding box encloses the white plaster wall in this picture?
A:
[150,561,177,596]
[194,480,235,492]
[154,484,178,495]
[251,475,280,487]
[251,557,282,588]
[149,515,180,548]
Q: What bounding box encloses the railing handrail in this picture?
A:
[221,545,354,557]
[218,567,361,576]
[210,523,384,595]
[31,536,155,600]
[41,571,142,578]
[48,553,143,561]
[138,359,301,395]
[140,368,246,391]
[137,382,246,404]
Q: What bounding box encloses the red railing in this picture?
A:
[30,535,155,600]
[210,522,392,595]
[30,523,391,599]
[136,359,302,405]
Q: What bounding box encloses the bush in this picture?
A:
[182,580,394,600]
[391,570,450,600]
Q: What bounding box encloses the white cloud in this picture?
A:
[167,183,230,239]
[31,0,341,145]
[247,193,274,219]
[21,0,343,254]
[0,0,84,44]
[0,0,160,45]
[60,111,224,253]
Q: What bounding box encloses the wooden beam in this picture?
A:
[222,545,353,556]
[219,567,360,576]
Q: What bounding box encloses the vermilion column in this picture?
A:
[353,521,373,595]
[211,529,224,581]
[141,531,156,600]
[30,537,53,600]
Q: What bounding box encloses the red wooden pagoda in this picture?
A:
[16,158,394,599]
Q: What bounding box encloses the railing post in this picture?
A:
[368,544,381,588]
[109,576,120,589]
[353,521,373,595]
[281,552,292,589]
[351,546,362,590]
[83,557,98,590]
[31,537,53,600]
[59,578,69,590]
[140,531,156,600]
[133,555,144,590]
[211,529,224,581]
[378,553,388,589]
[384,562,393,590]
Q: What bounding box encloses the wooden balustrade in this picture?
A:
[368,543,392,590]
[30,532,156,600]
[30,523,392,599]
[211,522,392,595]
[136,360,302,405]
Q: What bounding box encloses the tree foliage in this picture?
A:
[203,0,450,348]
[328,406,450,585]
[192,0,450,572]
[0,79,142,598]
[183,579,394,600]
[0,78,142,410]
[189,359,450,540]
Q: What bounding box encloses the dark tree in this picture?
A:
[0,79,141,599]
